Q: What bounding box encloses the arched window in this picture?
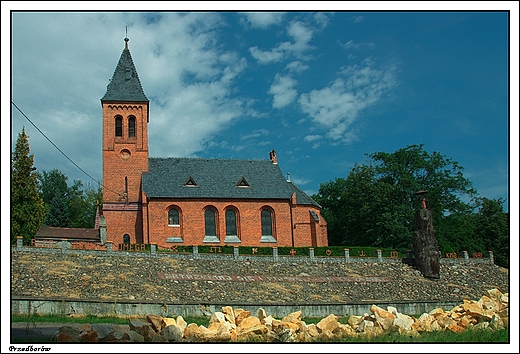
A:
[204,209,217,236]
[123,234,130,244]
[260,208,276,243]
[128,116,136,138]
[115,116,123,137]
[168,208,180,226]
[225,209,237,236]
[166,207,183,244]
[261,209,272,236]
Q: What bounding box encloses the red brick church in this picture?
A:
[100,38,328,248]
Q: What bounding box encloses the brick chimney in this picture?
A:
[269,149,278,164]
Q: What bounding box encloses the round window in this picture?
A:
[120,149,131,159]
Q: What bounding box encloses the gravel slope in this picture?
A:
[11,251,509,304]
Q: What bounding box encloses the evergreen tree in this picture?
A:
[44,195,70,227]
[11,127,45,244]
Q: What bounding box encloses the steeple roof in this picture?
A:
[101,38,148,102]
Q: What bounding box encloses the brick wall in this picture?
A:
[144,198,295,247]
[103,207,144,244]
[102,102,148,245]
[291,204,328,247]
[102,103,148,203]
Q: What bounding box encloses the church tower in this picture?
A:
[101,37,149,245]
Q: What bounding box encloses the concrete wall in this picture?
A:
[11,297,460,319]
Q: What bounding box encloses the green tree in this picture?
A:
[44,195,70,227]
[39,170,102,228]
[39,169,70,205]
[313,144,477,249]
[473,197,509,267]
[436,212,478,256]
[11,127,46,244]
[69,182,103,228]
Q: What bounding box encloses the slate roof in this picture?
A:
[101,38,148,102]
[143,157,300,200]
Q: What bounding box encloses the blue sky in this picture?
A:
[5,6,517,213]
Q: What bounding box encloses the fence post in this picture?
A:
[377,249,382,262]
[233,246,239,260]
[272,247,278,261]
[193,246,199,259]
[309,248,315,261]
[17,236,24,249]
[488,250,494,264]
[344,248,350,262]
[107,241,113,253]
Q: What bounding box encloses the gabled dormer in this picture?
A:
[236,176,250,187]
[184,176,198,187]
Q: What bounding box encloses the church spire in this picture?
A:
[101,37,148,102]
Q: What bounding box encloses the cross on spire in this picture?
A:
[124,26,129,50]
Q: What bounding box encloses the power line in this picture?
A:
[11,101,116,195]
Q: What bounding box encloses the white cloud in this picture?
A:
[241,12,285,29]
[291,176,312,186]
[313,13,331,29]
[249,46,285,64]
[304,135,322,142]
[268,74,298,109]
[249,18,319,64]
[285,60,309,73]
[240,129,270,140]
[341,40,375,51]
[299,62,396,144]
[287,21,314,49]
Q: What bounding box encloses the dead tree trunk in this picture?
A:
[412,208,440,279]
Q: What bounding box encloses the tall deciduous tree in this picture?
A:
[11,127,45,244]
[313,144,477,250]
